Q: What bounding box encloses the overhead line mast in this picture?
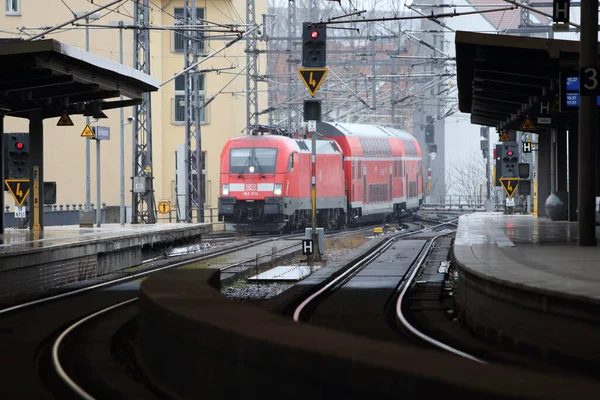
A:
[184,0,204,222]
[246,0,259,133]
[132,0,155,224]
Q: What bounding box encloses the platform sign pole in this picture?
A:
[33,166,40,232]
[309,120,320,262]
[96,138,101,227]
[577,0,598,246]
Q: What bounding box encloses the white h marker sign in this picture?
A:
[302,239,314,255]
[523,141,532,153]
[540,101,550,115]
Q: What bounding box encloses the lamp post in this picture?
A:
[75,11,101,210]
[109,20,134,225]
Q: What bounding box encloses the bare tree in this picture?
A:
[447,150,487,201]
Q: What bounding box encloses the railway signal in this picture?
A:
[425,116,435,143]
[500,142,519,177]
[302,22,327,68]
[3,133,30,180]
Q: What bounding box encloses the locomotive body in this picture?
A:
[218,122,424,232]
[218,134,347,231]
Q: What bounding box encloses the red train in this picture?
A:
[218,122,424,232]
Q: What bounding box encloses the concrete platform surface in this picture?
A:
[455,212,600,303]
[0,223,209,255]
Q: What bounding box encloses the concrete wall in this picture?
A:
[136,269,600,400]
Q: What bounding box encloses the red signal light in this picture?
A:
[507,150,513,156]
[310,31,318,39]
[15,142,24,150]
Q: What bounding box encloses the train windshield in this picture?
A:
[230,148,278,174]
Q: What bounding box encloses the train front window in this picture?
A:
[230,148,277,174]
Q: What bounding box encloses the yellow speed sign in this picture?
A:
[158,200,171,214]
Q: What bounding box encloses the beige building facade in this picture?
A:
[1,0,267,222]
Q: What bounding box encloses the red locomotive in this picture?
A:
[218,122,424,232]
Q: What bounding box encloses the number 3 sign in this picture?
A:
[580,67,599,95]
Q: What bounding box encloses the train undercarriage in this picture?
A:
[219,196,422,233]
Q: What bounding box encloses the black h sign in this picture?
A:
[302,239,314,255]
[552,0,570,23]
[522,141,532,153]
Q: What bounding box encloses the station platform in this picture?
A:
[453,213,600,369]
[0,223,211,301]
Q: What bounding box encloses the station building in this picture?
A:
[0,0,268,222]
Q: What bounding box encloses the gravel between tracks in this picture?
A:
[221,247,350,302]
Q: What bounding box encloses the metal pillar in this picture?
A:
[568,127,578,222]
[184,0,204,223]
[577,0,598,245]
[119,24,125,225]
[286,0,296,132]
[28,111,44,231]
[556,127,568,192]
[391,54,396,128]
[132,0,155,224]
[371,39,376,112]
[537,132,551,218]
[245,0,259,132]
[85,17,91,209]
[96,138,101,226]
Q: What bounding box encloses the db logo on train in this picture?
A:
[245,184,257,191]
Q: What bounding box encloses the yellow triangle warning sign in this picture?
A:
[520,116,536,131]
[499,178,519,198]
[4,179,31,206]
[499,130,511,142]
[57,110,74,126]
[298,67,328,96]
[81,124,95,138]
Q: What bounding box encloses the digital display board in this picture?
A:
[563,75,600,108]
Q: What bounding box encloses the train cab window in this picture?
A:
[230,147,277,174]
[288,152,296,172]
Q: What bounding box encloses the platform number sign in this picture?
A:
[580,67,599,95]
[302,239,314,255]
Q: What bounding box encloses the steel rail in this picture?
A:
[395,232,487,364]
[0,237,280,316]
[52,298,138,400]
[292,219,456,322]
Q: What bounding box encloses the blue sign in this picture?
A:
[93,126,110,141]
[564,76,600,107]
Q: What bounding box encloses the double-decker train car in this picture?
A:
[218,130,347,232]
[317,122,424,226]
[218,123,424,232]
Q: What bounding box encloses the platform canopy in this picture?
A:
[455,31,588,130]
[0,38,159,119]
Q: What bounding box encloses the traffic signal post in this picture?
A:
[299,21,328,264]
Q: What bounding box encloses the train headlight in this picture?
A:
[222,184,230,195]
[273,184,283,196]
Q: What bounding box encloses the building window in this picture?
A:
[5,0,19,15]
[173,7,205,53]
[173,74,206,125]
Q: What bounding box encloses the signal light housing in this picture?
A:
[302,22,327,68]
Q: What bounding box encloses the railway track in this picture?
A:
[292,218,487,363]
[0,219,397,399]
